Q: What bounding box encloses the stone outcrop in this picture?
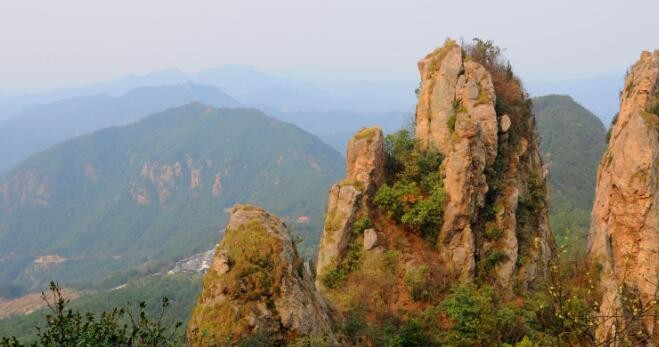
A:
[187,204,336,345]
[314,42,554,329]
[346,127,385,189]
[587,50,658,344]
[415,40,553,290]
[315,127,384,291]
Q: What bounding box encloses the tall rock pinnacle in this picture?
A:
[315,127,384,292]
[415,39,553,289]
[588,50,659,344]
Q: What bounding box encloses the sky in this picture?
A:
[0,0,657,93]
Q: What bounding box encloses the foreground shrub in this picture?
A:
[0,282,181,347]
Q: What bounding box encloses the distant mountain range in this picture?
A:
[0,83,240,173]
[0,65,416,123]
[1,65,623,127]
[0,104,344,295]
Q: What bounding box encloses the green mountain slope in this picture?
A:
[533,94,607,249]
[0,103,344,294]
[0,83,240,173]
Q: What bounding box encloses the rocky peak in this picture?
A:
[346,127,385,190]
[315,127,384,292]
[587,50,658,343]
[313,41,554,340]
[187,204,336,345]
[416,39,552,289]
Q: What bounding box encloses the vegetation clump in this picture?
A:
[321,243,362,289]
[0,282,182,346]
[375,130,446,241]
[352,217,374,235]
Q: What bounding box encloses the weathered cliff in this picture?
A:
[588,50,659,344]
[187,204,336,345]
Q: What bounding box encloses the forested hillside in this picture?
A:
[0,103,344,296]
[533,94,607,250]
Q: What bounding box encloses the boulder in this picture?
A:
[363,228,379,250]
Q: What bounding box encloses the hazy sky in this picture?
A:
[1,0,657,93]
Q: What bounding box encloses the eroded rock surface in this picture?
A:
[588,50,659,343]
[187,204,336,345]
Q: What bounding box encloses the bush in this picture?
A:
[440,284,531,346]
[0,282,182,347]
[352,217,374,235]
[403,264,450,304]
[525,171,545,212]
[376,130,446,241]
[404,265,433,301]
[321,244,362,289]
[374,181,420,220]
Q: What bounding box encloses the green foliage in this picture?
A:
[376,130,446,241]
[0,274,201,343]
[0,104,344,293]
[321,243,362,289]
[523,171,545,213]
[483,224,504,241]
[399,185,446,240]
[404,265,435,301]
[440,284,531,346]
[352,217,374,235]
[480,251,509,277]
[0,282,182,346]
[374,181,419,220]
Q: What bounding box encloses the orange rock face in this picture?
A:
[588,50,659,343]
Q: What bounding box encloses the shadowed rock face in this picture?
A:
[187,204,335,345]
[415,40,553,290]
[315,127,384,292]
[588,50,659,343]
